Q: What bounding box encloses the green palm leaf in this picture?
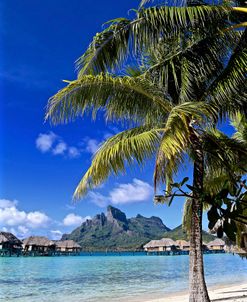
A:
[231,112,247,143]
[204,30,247,117]
[46,74,171,125]
[73,126,162,198]
[77,5,231,76]
[203,128,247,185]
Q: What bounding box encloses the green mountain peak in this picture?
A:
[62,207,215,251]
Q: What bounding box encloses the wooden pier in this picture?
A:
[22,250,81,257]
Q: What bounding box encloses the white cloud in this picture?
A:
[36,132,57,152]
[110,179,153,204]
[63,213,91,227]
[82,132,119,155]
[17,225,29,236]
[26,211,50,228]
[85,139,100,154]
[88,179,153,207]
[52,142,67,155]
[0,206,49,228]
[0,199,18,208]
[65,204,76,210]
[2,226,29,239]
[0,206,27,226]
[36,132,81,159]
[0,198,50,237]
[50,230,63,240]
[0,198,95,239]
[88,192,108,208]
[80,137,102,154]
[68,147,80,158]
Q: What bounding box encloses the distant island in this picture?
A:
[62,206,215,251]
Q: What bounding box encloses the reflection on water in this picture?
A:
[0,253,246,301]
[238,253,247,259]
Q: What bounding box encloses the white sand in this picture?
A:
[145,283,247,302]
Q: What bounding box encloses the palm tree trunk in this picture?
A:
[189,131,210,302]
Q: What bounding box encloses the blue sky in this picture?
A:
[1,0,233,240]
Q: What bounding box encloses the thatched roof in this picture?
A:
[176,240,190,247]
[143,240,161,248]
[207,238,225,247]
[23,236,55,247]
[54,240,81,249]
[0,232,22,245]
[144,238,177,248]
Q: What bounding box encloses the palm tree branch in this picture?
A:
[203,29,247,116]
[73,126,162,198]
[76,5,231,76]
[203,128,247,182]
[46,74,172,125]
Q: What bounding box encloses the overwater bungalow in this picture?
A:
[207,239,225,251]
[23,236,56,256]
[0,232,22,256]
[54,240,81,254]
[144,238,178,252]
[176,240,190,251]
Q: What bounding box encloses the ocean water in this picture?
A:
[0,253,247,302]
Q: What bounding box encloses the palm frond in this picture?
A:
[166,102,217,126]
[46,74,171,125]
[154,139,185,192]
[231,112,247,143]
[232,7,247,13]
[154,101,214,191]
[145,28,241,104]
[139,0,162,8]
[77,18,131,75]
[204,29,247,118]
[73,126,162,198]
[76,5,231,76]
[203,128,247,185]
[204,173,236,195]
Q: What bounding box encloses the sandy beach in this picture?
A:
[146,283,247,302]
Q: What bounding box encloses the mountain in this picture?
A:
[166,225,215,243]
[62,206,215,251]
[62,206,170,251]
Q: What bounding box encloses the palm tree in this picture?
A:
[46,2,246,301]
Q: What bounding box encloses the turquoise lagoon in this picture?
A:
[0,253,247,301]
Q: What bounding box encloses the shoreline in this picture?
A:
[97,279,247,302]
[4,282,247,302]
[141,282,247,302]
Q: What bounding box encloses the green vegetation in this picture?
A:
[62,206,215,251]
[167,225,214,243]
[62,206,170,251]
[203,115,247,248]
